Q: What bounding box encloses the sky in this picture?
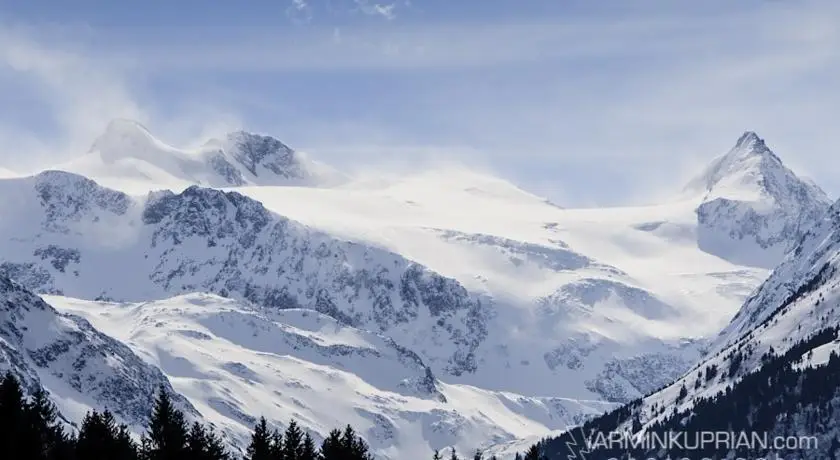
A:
[0,0,839,206]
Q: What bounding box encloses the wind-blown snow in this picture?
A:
[55,119,346,193]
[1,123,831,455]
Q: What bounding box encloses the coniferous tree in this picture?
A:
[282,420,303,460]
[0,372,31,460]
[319,429,344,460]
[473,449,483,460]
[186,421,228,460]
[77,410,137,460]
[201,428,229,460]
[523,445,542,460]
[142,386,188,460]
[340,425,373,460]
[27,387,69,459]
[449,447,459,460]
[299,432,317,460]
[247,417,273,460]
[268,429,284,460]
[432,449,442,460]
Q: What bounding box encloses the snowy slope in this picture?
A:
[47,293,616,459]
[0,170,495,383]
[233,130,828,402]
[537,195,840,459]
[54,119,345,192]
[7,127,828,405]
[0,275,196,432]
[0,167,759,404]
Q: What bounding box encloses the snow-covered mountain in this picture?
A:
[4,127,829,401]
[47,293,616,458]
[0,170,492,379]
[56,119,345,192]
[682,131,830,268]
[0,123,832,458]
[0,274,197,431]
[538,195,840,459]
[0,167,753,405]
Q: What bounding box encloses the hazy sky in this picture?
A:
[1,0,838,206]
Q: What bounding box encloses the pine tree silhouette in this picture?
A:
[282,420,303,460]
[186,421,228,460]
[77,410,138,460]
[142,386,188,460]
[299,432,317,460]
[319,429,344,460]
[0,372,31,459]
[268,429,284,460]
[246,418,273,460]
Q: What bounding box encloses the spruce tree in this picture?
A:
[186,421,228,460]
[0,372,30,460]
[27,387,68,459]
[340,425,373,460]
[433,450,442,460]
[523,445,542,460]
[449,447,459,460]
[143,386,188,460]
[202,427,229,460]
[268,429,284,460]
[282,420,304,460]
[247,417,273,460]
[77,410,137,460]
[319,429,344,460]
[299,432,317,460]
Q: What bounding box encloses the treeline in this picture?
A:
[536,327,840,459]
[0,372,548,460]
[0,372,371,460]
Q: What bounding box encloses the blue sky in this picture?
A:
[1,0,839,206]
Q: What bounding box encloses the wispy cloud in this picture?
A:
[353,0,399,20]
[0,0,838,206]
[0,26,241,171]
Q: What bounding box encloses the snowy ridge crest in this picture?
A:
[684,131,831,268]
[0,171,490,378]
[75,119,345,190]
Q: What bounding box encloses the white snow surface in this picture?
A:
[46,293,616,459]
[0,122,832,456]
[584,196,840,437]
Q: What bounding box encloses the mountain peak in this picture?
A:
[685,132,831,268]
[683,131,787,197]
[730,130,776,160]
[734,130,763,149]
[89,118,163,163]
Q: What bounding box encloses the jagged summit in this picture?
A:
[683,131,787,197]
[733,130,768,150]
[683,132,831,268]
[61,119,347,191]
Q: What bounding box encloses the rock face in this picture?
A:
[685,131,830,268]
[0,275,195,430]
[0,171,490,378]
